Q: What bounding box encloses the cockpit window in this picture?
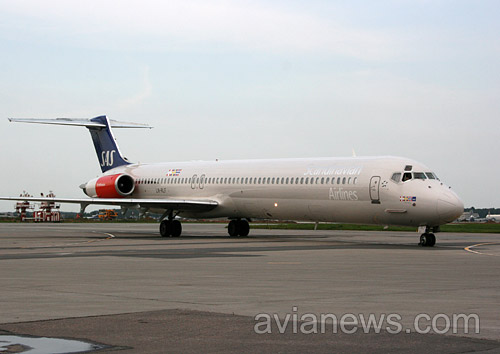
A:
[425,172,438,180]
[402,172,412,182]
[413,172,427,180]
[391,172,401,183]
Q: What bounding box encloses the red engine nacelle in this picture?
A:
[82,174,135,198]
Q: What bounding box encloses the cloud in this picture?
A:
[0,0,399,60]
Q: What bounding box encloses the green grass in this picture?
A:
[253,223,500,233]
[439,223,500,233]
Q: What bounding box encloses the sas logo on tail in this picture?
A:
[101,150,116,167]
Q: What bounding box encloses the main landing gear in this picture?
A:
[160,212,182,238]
[159,214,251,238]
[419,232,436,247]
[228,219,250,237]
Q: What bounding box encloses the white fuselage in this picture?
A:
[486,214,500,222]
[98,156,463,228]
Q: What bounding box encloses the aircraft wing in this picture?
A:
[0,196,218,211]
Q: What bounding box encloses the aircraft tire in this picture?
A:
[238,220,250,237]
[160,220,172,237]
[419,234,428,247]
[427,233,436,247]
[228,220,238,237]
[171,220,182,237]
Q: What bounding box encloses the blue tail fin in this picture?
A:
[88,116,131,172]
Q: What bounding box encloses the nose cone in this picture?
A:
[437,190,464,224]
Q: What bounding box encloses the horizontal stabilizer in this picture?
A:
[8,117,152,129]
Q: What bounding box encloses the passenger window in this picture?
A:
[348,177,351,184]
[402,172,412,182]
[337,177,341,184]
[300,177,304,184]
[321,177,324,184]
[305,177,309,184]
[391,173,401,183]
[353,177,357,184]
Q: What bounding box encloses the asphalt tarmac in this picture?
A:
[0,223,499,353]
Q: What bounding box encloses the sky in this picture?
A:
[0,0,499,211]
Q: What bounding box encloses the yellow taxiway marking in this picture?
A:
[464,242,500,256]
[86,232,115,243]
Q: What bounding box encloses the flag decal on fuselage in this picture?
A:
[166,169,182,176]
[400,196,417,202]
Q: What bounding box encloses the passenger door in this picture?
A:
[369,176,381,204]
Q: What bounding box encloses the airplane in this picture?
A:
[0,115,464,247]
[486,212,500,222]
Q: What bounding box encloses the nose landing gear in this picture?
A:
[419,233,436,247]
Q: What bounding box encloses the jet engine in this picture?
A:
[82,173,135,198]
